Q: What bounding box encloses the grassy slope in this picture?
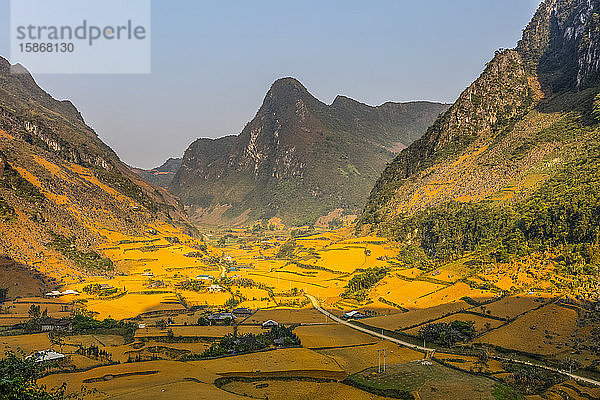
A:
[0,57,194,274]
[359,0,600,295]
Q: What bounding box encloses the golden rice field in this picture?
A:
[2,224,598,400]
[404,313,504,336]
[294,324,378,349]
[316,342,422,374]
[365,301,471,331]
[472,295,551,320]
[0,333,51,357]
[221,379,391,400]
[474,304,579,355]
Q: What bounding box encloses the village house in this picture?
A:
[196,275,213,281]
[209,284,224,292]
[41,318,72,332]
[262,320,279,329]
[232,308,253,317]
[343,310,367,320]
[208,313,236,324]
[27,349,65,363]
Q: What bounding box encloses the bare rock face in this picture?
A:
[0,151,5,180]
[518,0,600,92]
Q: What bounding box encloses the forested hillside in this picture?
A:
[360,0,600,295]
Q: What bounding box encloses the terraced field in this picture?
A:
[1,225,598,400]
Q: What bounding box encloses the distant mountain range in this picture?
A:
[130,158,182,188]
[164,78,448,225]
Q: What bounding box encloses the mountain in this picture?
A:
[131,157,182,188]
[360,0,600,274]
[0,56,192,275]
[170,78,448,225]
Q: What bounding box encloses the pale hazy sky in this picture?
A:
[0,0,543,168]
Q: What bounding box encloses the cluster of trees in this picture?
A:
[224,295,242,309]
[125,353,158,363]
[276,240,297,258]
[418,320,476,347]
[76,345,111,361]
[388,201,517,261]
[71,314,137,342]
[0,351,69,400]
[342,267,389,301]
[176,280,206,292]
[49,232,114,272]
[504,363,565,395]
[24,305,48,332]
[217,233,237,247]
[200,326,300,358]
[82,284,118,296]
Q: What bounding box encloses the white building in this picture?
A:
[262,320,279,328]
[27,350,65,363]
[209,284,224,292]
[343,310,366,320]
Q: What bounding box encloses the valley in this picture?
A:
[1,1,600,399]
[1,220,599,400]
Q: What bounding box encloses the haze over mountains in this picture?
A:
[130,157,182,189]
[166,78,448,225]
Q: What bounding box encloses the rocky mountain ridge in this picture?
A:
[358,0,600,290]
[170,78,448,225]
[0,56,193,276]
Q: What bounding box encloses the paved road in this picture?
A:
[493,356,600,387]
[305,294,600,387]
[305,294,435,353]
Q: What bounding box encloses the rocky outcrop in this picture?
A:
[0,151,5,180]
[517,0,600,92]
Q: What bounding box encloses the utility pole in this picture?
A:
[377,349,387,373]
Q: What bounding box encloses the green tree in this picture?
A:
[0,352,69,400]
[0,287,8,303]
